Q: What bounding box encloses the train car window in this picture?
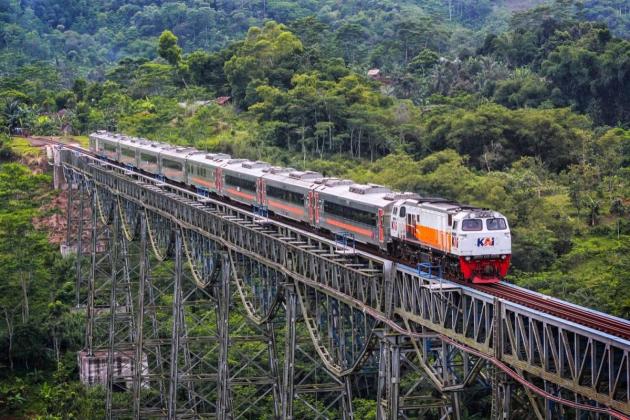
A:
[140,153,157,164]
[486,218,507,231]
[163,158,183,171]
[452,221,458,230]
[103,143,117,152]
[399,207,406,217]
[393,207,398,216]
[324,201,376,226]
[462,219,483,231]
[194,166,207,177]
[267,185,304,205]
[121,147,135,158]
[225,174,256,191]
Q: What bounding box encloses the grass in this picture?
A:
[64,135,89,147]
[9,136,42,156]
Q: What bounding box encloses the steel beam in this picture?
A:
[282,284,297,420]
[58,149,630,418]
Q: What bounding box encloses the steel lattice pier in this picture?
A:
[55,147,630,420]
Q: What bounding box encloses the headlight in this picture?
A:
[500,255,506,260]
[465,256,471,261]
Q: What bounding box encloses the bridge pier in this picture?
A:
[57,148,629,419]
[376,332,402,420]
[216,251,232,419]
[265,321,282,418]
[281,284,297,419]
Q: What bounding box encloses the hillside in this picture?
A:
[0,0,629,417]
[1,0,629,77]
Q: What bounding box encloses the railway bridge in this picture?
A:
[51,145,630,419]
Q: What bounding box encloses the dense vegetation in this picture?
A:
[1,0,629,417]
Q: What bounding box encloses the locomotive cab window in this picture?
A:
[462,219,482,231]
[399,206,406,217]
[486,218,507,231]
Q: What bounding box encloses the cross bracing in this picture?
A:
[54,146,630,419]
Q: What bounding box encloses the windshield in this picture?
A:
[462,219,483,231]
[486,218,507,231]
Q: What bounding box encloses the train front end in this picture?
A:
[452,210,512,284]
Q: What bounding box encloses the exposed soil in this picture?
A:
[19,136,95,250]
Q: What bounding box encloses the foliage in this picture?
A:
[158,30,182,66]
[0,158,101,417]
[0,1,629,416]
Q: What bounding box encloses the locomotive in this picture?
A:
[89,131,512,283]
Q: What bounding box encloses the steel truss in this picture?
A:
[55,148,630,420]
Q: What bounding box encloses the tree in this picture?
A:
[158,30,182,66]
[72,78,87,101]
[224,21,303,108]
[408,49,439,76]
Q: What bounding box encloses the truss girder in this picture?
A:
[57,149,630,418]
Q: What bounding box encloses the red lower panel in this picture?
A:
[459,255,511,284]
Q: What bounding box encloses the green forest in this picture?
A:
[1,0,629,417]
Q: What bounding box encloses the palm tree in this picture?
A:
[2,100,32,134]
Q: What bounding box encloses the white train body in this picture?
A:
[89,131,512,283]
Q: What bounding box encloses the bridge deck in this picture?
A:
[56,145,630,418]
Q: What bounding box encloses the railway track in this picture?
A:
[475,282,630,340]
[42,137,630,342]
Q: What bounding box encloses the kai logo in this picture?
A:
[477,237,495,247]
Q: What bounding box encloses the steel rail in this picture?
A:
[476,283,630,340]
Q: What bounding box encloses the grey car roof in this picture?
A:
[315,182,395,208]
[89,132,494,214]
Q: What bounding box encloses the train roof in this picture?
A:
[158,145,202,160]
[91,131,120,143]
[118,135,151,149]
[89,132,495,213]
[187,152,233,168]
[316,181,395,208]
[224,159,272,178]
[263,169,324,189]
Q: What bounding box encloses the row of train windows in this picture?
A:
[266,185,303,204]
[188,165,210,177]
[323,201,376,226]
[225,175,256,191]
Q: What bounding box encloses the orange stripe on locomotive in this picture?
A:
[413,224,452,253]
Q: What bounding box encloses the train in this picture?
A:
[89,131,512,283]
